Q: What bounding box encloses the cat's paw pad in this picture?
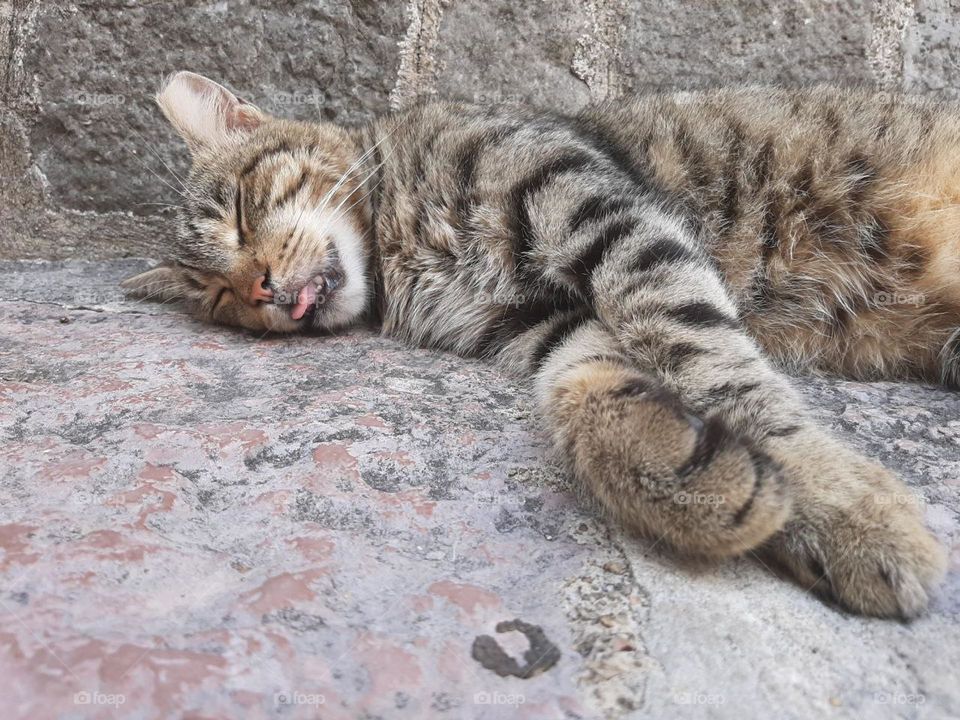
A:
[769,488,946,618]
[558,366,792,558]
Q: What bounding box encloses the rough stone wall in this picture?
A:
[1,0,959,260]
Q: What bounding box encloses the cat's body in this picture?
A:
[124,73,953,618]
[370,89,960,384]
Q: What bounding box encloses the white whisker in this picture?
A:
[120,117,198,201]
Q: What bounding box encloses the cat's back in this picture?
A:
[370,87,960,358]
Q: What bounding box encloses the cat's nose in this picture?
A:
[249,274,274,305]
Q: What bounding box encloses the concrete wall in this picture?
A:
[1,0,958,260]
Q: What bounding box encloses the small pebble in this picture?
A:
[603,561,626,574]
[59,316,70,324]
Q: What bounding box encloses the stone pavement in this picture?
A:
[0,259,958,719]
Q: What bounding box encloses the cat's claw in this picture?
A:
[761,469,947,618]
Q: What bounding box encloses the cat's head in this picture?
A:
[121,71,373,333]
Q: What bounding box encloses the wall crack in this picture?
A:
[389,0,448,111]
[867,0,915,90]
[571,0,629,103]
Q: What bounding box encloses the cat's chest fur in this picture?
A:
[375,185,530,356]
[370,105,569,356]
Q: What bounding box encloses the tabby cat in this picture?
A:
[123,71,954,618]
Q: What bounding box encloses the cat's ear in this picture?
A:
[120,264,200,303]
[156,71,265,152]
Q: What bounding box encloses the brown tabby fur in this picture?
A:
[605,88,960,385]
[123,73,953,619]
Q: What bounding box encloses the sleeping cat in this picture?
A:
[123,71,953,619]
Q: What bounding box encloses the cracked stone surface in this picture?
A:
[0,259,958,719]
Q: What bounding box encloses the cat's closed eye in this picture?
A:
[123,72,372,334]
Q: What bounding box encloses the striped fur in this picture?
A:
[123,73,952,618]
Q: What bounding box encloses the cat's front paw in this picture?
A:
[760,450,946,618]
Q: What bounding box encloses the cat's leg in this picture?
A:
[578,214,945,617]
[501,314,791,558]
[485,119,945,615]
[512,188,945,617]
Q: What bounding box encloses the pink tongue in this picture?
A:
[290,281,317,321]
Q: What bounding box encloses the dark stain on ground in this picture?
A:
[189,380,249,404]
[263,607,326,633]
[360,469,403,492]
[494,507,522,534]
[5,362,91,385]
[195,488,217,507]
[59,412,127,446]
[312,427,368,443]
[471,619,562,678]
[292,489,374,530]
[244,445,305,470]
[6,413,30,440]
